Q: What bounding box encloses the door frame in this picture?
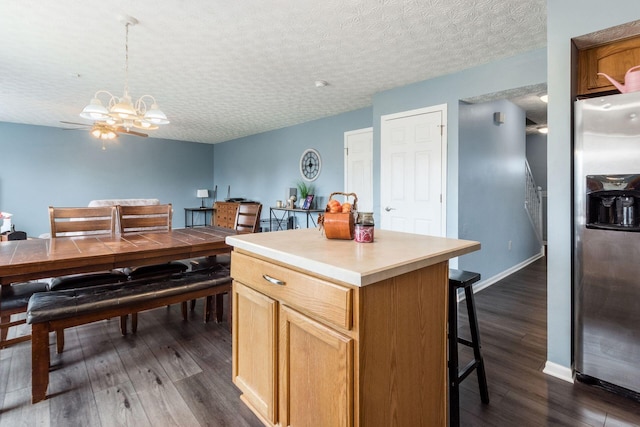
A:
[380,104,448,237]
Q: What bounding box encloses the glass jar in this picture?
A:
[355,212,374,243]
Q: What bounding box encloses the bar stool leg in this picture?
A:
[449,285,461,427]
[464,286,490,404]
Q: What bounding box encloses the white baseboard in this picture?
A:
[472,248,544,294]
[543,361,575,383]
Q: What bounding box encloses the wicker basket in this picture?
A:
[318,192,357,240]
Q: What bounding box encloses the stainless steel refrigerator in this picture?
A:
[574,91,640,396]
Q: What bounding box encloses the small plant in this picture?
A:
[296,180,315,199]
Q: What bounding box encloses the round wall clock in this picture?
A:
[300,148,321,181]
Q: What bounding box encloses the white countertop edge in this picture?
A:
[227,237,363,285]
[226,234,479,287]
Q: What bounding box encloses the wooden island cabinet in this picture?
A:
[227,228,480,427]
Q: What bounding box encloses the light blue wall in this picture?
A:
[0,122,214,236]
[373,48,547,239]
[212,108,373,227]
[213,50,545,249]
[458,99,541,278]
[547,0,640,372]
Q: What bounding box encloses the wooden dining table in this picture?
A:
[0,226,236,286]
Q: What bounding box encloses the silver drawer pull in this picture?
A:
[262,274,285,286]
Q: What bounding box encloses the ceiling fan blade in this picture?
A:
[116,127,148,137]
[60,121,91,127]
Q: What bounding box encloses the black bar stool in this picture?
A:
[448,269,490,427]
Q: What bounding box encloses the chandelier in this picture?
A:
[79,16,169,139]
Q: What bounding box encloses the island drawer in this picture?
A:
[231,251,353,330]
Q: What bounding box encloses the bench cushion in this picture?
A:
[47,271,128,291]
[122,261,188,280]
[27,270,230,324]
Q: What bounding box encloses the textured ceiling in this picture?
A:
[0,0,547,144]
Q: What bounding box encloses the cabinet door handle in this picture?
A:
[262,274,286,286]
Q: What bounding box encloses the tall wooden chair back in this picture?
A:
[234,203,262,233]
[117,204,173,234]
[49,206,116,237]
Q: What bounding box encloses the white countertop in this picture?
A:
[226,228,480,287]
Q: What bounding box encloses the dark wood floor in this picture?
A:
[456,257,640,426]
[1,257,640,426]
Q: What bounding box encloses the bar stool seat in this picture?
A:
[448,269,490,427]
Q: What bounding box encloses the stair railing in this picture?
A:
[525,160,543,245]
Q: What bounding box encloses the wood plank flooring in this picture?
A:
[456,258,640,426]
[1,257,640,426]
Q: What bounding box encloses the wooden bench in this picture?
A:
[26,269,231,403]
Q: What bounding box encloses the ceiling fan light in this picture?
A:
[90,124,118,140]
[91,128,102,138]
[80,98,109,120]
[144,104,169,125]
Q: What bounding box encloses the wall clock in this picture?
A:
[300,148,321,181]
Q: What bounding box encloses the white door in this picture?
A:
[380,105,447,236]
[344,127,373,212]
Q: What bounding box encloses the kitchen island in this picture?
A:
[226,228,480,427]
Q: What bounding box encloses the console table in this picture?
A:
[269,207,324,231]
[184,207,215,227]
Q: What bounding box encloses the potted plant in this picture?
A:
[296,180,315,208]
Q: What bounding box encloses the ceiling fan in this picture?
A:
[60,121,149,139]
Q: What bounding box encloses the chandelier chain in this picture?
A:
[124,22,130,96]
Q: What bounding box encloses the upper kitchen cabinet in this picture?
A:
[578,36,640,96]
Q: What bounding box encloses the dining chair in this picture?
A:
[189,203,262,322]
[234,203,263,233]
[48,205,127,352]
[191,203,262,271]
[49,206,117,237]
[117,204,187,332]
[117,203,173,234]
[118,204,186,283]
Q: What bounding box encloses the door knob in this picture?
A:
[385,206,396,212]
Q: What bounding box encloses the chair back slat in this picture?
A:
[49,206,116,237]
[234,203,262,233]
[118,204,172,234]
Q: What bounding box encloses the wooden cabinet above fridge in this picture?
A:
[577,36,640,96]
